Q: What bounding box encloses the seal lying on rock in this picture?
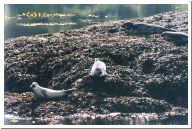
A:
[161,31,188,45]
[30,82,76,99]
[122,21,175,35]
[90,58,108,77]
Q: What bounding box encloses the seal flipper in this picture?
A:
[63,88,77,94]
[40,89,48,98]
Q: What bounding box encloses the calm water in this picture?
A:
[4,4,187,39]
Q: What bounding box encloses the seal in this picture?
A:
[121,21,175,35]
[90,58,108,77]
[30,82,76,99]
[161,31,188,45]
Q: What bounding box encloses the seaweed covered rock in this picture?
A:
[4,11,188,125]
[135,11,188,33]
[4,92,34,117]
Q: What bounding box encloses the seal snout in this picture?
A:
[30,82,38,88]
[90,58,107,77]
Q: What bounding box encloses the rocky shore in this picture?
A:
[4,11,188,125]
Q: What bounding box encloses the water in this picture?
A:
[4,112,188,125]
[4,4,187,39]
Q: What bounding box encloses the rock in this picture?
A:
[103,97,172,113]
[4,11,188,125]
[135,11,188,34]
[108,26,118,33]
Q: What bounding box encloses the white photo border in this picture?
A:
[1,0,191,128]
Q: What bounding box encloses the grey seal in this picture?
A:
[161,31,188,45]
[122,21,175,35]
[30,82,76,99]
[90,58,108,77]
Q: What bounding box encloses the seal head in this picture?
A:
[90,58,107,77]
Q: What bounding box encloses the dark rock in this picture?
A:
[4,11,188,125]
[135,11,188,34]
[103,97,172,113]
[108,26,118,33]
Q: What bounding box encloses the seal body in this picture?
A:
[30,82,76,99]
[90,58,107,77]
[122,21,174,35]
[161,31,188,45]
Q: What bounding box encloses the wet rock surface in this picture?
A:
[4,11,188,125]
